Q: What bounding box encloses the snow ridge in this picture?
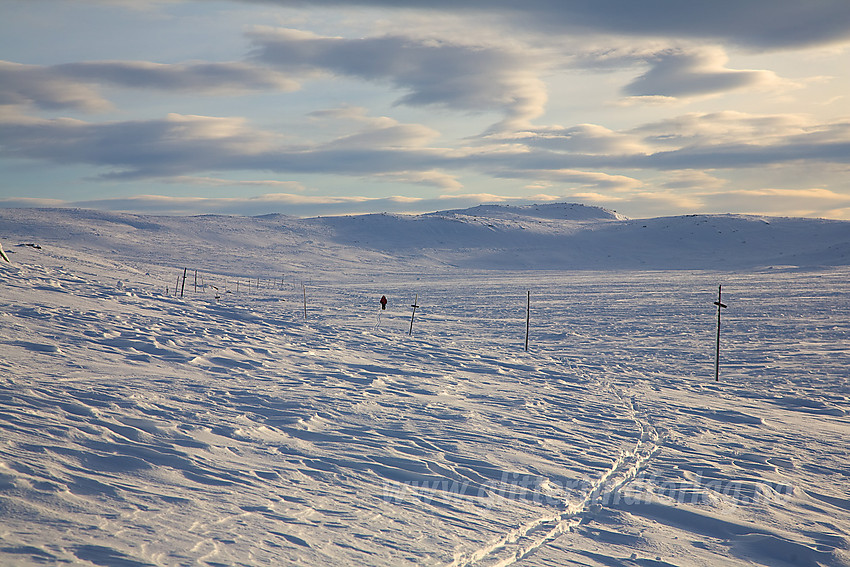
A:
[2,204,849,275]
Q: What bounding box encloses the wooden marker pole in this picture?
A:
[525,290,531,352]
[714,285,728,381]
[409,294,419,335]
[302,283,308,320]
[180,268,187,298]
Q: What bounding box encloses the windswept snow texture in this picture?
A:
[1,204,849,566]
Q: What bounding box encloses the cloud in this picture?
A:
[623,47,782,98]
[493,168,644,193]
[248,27,547,131]
[569,44,788,100]
[163,176,307,191]
[373,170,463,191]
[632,111,813,148]
[312,108,442,149]
[560,113,850,171]
[82,0,178,8]
[506,124,647,155]
[0,113,279,178]
[55,60,301,93]
[234,1,850,49]
[3,25,546,131]
[568,185,850,219]
[3,107,849,218]
[0,61,110,112]
[658,170,727,191]
[697,187,850,217]
[637,130,850,170]
[0,110,450,180]
[1,191,565,217]
[0,59,299,112]
[569,189,703,217]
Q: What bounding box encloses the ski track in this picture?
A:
[443,382,664,567]
[1,241,849,566]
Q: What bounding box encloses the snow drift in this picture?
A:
[1,203,849,566]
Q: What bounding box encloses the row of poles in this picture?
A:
[386,286,727,382]
[169,267,310,319]
[171,269,729,381]
[170,268,413,331]
[169,268,297,297]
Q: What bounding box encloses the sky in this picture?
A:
[1,1,850,219]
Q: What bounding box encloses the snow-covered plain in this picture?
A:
[1,204,849,566]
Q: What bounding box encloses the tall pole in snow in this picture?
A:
[714,285,727,382]
[525,290,531,352]
[302,283,308,320]
[180,267,187,298]
[409,294,419,335]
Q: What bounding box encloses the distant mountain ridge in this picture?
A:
[429,202,627,221]
[1,203,848,275]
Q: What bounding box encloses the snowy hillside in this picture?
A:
[1,204,848,276]
[1,204,849,566]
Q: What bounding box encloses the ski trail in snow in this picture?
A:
[444,384,662,567]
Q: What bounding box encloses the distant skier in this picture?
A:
[380,295,388,310]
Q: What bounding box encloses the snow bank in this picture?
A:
[1,204,849,566]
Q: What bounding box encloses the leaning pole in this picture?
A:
[408,294,419,336]
[713,285,728,381]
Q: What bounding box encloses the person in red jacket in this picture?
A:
[380,295,387,310]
